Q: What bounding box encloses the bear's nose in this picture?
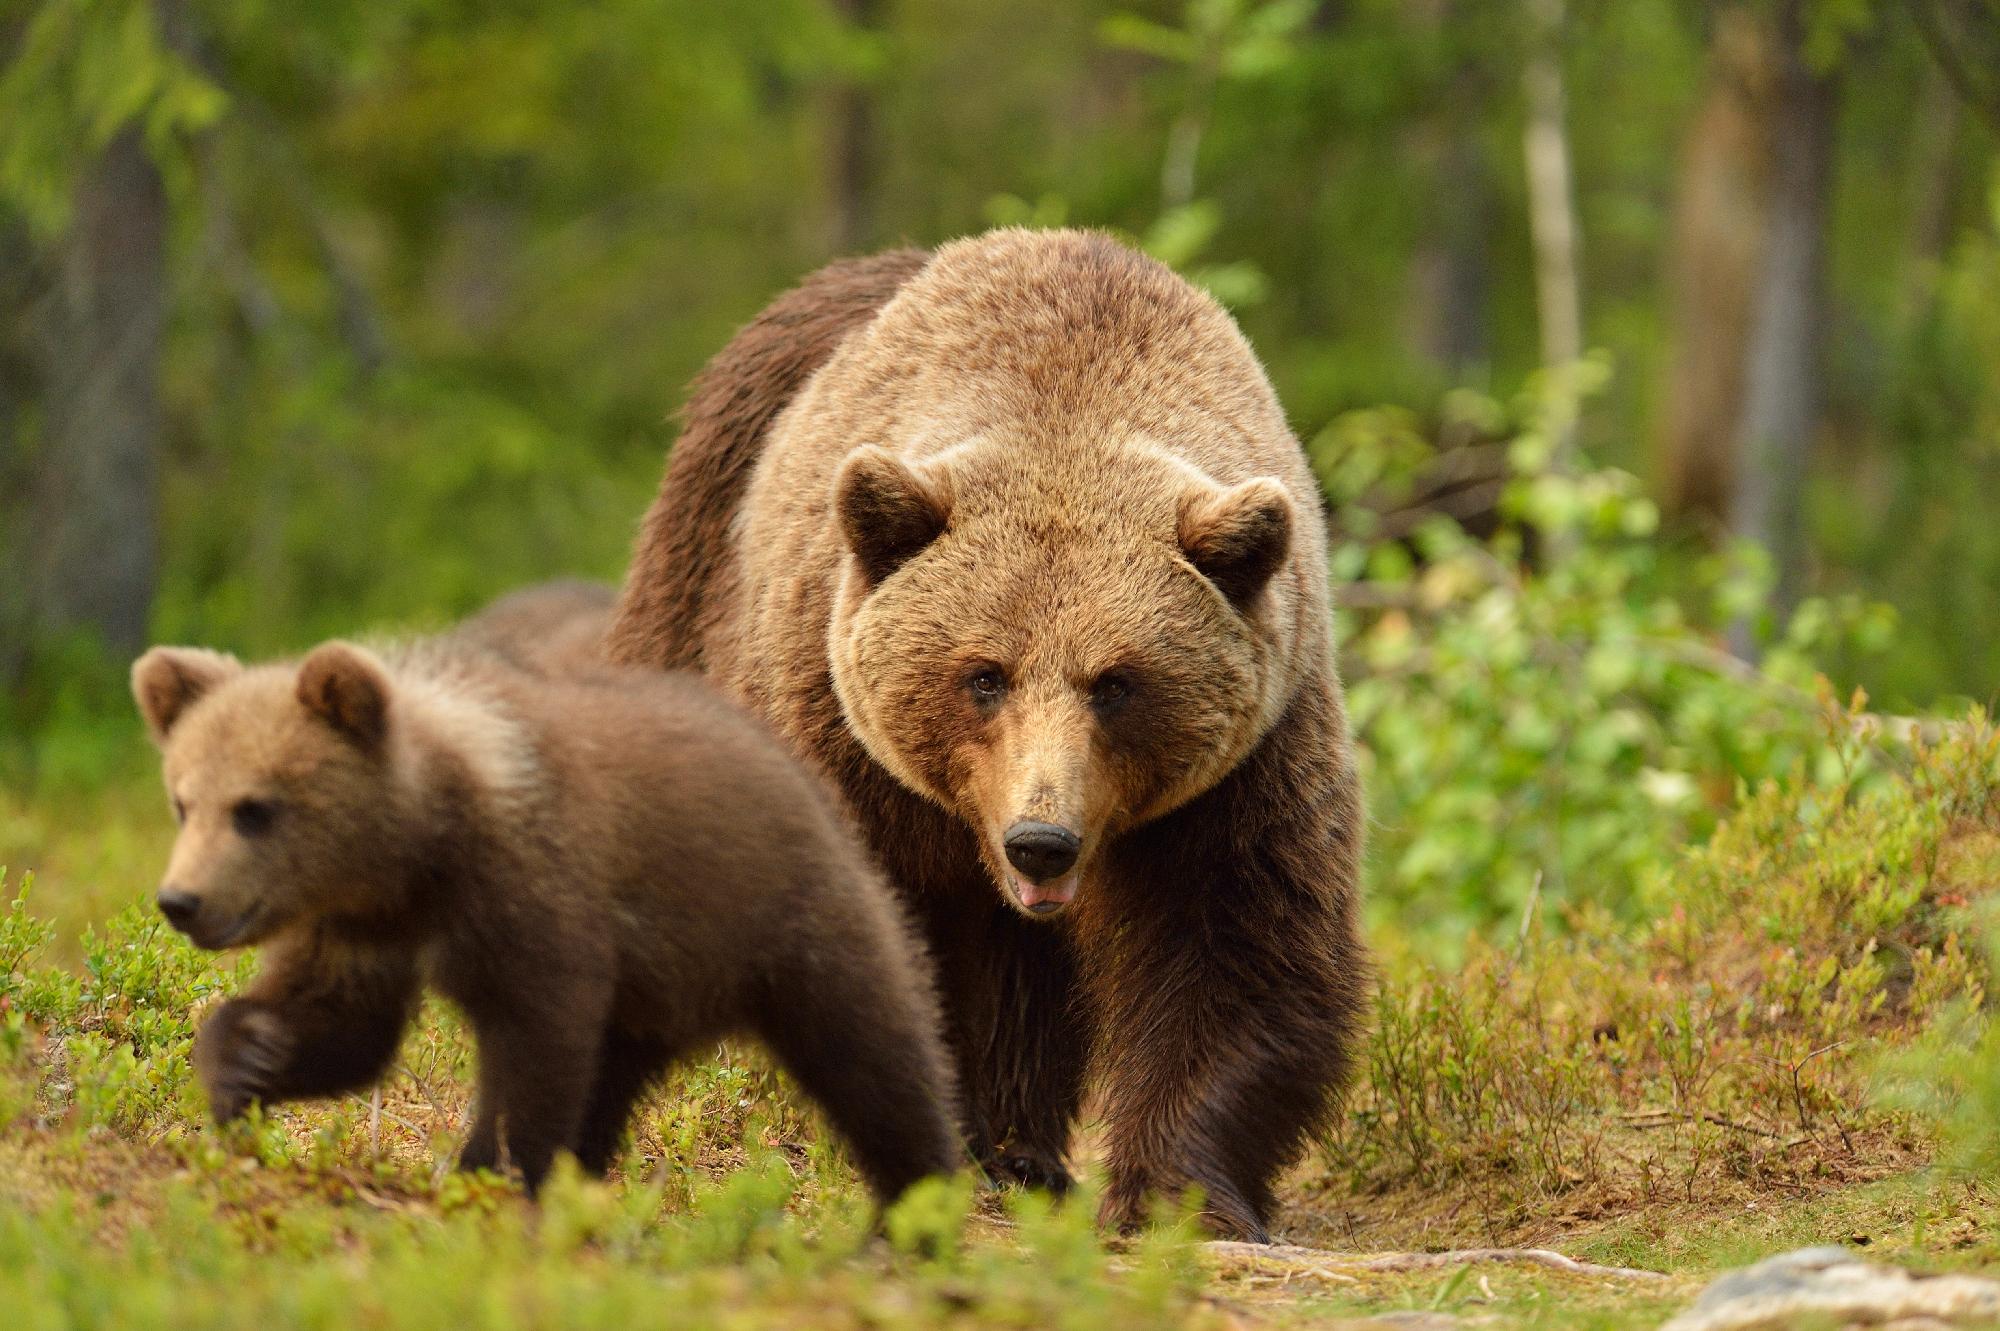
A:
[156,888,201,932]
[1003,821,1081,882]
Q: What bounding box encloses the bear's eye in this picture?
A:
[966,667,1008,708]
[170,796,186,825]
[231,798,279,838]
[1089,672,1134,713]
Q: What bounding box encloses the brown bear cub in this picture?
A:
[131,621,962,1202]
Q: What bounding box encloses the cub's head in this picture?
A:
[132,642,405,949]
[828,439,1297,920]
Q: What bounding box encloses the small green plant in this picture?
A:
[1322,373,1903,940]
[1877,909,2000,1180]
[0,871,53,1000]
[1325,712,1999,1230]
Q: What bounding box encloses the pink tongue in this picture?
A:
[1016,876,1077,910]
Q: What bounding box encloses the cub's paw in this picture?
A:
[982,1144,1074,1196]
[193,1001,294,1122]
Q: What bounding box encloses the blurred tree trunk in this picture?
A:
[0,219,33,682]
[1727,0,1837,651]
[18,126,167,669]
[1903,60,1961,295]
[1405,0,1493,377]
[1407,127,1495,376]
[826,0,879,255]
[1657,9,1776,532]
[1522,0,1583,398]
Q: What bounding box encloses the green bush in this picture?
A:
[1324,370,1901,939]
[1328,713,1998,1213]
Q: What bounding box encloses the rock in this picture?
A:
[1661,1246,2000,1331]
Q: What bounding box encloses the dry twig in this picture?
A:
[1203,1241,1667,1282]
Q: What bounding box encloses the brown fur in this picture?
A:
[608,229,1370,1240]
[451,578,615,676]
[131,624,962,1203]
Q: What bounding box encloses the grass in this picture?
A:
[1305,713,2000,1249]
[2,710,1997,1327]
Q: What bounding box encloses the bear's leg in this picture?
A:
[751,944,965,1206]
[195,929,419,1122]
[1088,690,1368,1241]
[573,1028,673,1176]
[927,902,1091,1194]
[1090,935,1352,1239]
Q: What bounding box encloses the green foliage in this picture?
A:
[1330,713,1999,1216]
[0,872,53,1001]
[1329,369,1902,936]
[1878,905,2000,1182]
[3,0,1997,740]
[0,1162,1216,1330]
[1815,161,2000,706]
[1100,0,1317,80]
[0,0,223,233]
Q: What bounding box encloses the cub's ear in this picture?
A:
[132,648,243,744]
[296,642,391,747]
[834,446,953,585]
[1179,477,1294,606]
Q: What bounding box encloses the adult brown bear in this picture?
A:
[607,228,1368,1240]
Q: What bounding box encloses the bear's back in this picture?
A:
[606,249,932,675]
[490,665,888,948]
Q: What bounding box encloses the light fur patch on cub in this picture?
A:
[378,641,539,808]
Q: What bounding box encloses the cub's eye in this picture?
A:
[170,797,186,825]
[231,799,278,838]
[1089,672,1134,712]
[966,667,1008,707]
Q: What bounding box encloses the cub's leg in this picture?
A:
[574,1027,673,1176]
[751,913,965,1206]
[454,938,614,1194]
[458,1011,603,1194]
[195,928,419,1122]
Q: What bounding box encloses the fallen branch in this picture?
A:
[1203,1241,1667,1282]
[1196,1242,1358,1285]
[1622,1108,1783,1139]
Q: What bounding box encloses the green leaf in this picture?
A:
[1098,13,1198,64]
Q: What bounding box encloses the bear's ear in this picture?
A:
[1179,477,1294,606]
[834,446,953,585]
[296,642,391,748]
[131,647,243,745]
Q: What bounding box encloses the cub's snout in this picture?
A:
[154,885,262,950]
[155,887,200,931]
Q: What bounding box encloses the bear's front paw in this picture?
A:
[1099,1176,1271,1242]
[982,1144,1074,1196]
[194,1001,295,1123]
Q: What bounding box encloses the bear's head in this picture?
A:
[828,436,1297,918]
[132,642,410,950]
